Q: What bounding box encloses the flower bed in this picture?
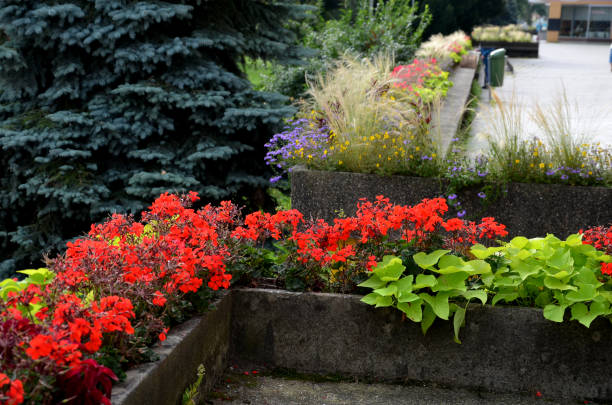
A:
[471,25,538,57]
[1,192,611,403]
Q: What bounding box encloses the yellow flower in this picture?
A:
[415,146,420,151]
[369,136,375,141]
[307,154,312,159]
[376,163,380,168]
[539,163,545,169]
[338,160,343,165]
[515,159,520,164]
[533,151,538,157]
[432,153,437,158]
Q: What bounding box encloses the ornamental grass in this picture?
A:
[265,54,449,181]
[416,30,472,64]
[482,91,612,186]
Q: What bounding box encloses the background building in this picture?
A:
[544,0,612,41]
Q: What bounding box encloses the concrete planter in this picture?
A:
[232,289,612,401]
[109,288,612,402]
[474,40,539,58]
[290,167,612,239]
[111,292,232,405]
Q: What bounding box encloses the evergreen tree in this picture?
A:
[0,0,310,276]
[420,0,506,37]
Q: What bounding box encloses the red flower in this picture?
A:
[152,291,167,307]
[159,328,169,342]
[601,262,612,276]
[442,218,464,232]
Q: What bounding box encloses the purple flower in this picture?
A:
[448,194,457,200]
[561,174,568,180]
[270,175,282,184]
[477,191,486,199]
[457,210,466,218]
[477,171,488,177]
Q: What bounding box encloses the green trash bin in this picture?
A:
[489,48,506,87]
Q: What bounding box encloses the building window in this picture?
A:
[589,7,612,39]
[560,4,612,39]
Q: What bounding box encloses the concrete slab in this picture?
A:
[434,66,477,156]
[467,41,612,156]
[209,374,559,405]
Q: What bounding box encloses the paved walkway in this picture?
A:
[467,41,612,156]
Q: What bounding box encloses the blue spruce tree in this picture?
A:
[0,0,310,276]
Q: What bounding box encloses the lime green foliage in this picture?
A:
[358,253,489,343]
[242,58,274,91]
[360,234,612,342]
[474,234,612,327]
[0,268,55,319]
[182,364,206,405]
[472,25,533,43]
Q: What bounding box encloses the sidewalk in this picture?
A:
[467,41,612,156]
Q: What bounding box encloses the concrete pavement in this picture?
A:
[467,41,612,156]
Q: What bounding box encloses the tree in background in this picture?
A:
[419,0,507,37]
[0,0,310,276]
[267,0,431,98]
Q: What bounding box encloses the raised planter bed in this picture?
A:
[111,288,612,403]
[474,40,539,58]
[290,167,612,239]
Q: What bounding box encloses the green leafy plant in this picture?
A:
[182,364,206,405]
[359,233,612,342]
[0,268,55,319]
[474,234,612,327]
[358,253,489,343]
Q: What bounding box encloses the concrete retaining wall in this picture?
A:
[231,289,612,401]
[111,292,232,405]
[290,167,612,239]
[111,288,612,403]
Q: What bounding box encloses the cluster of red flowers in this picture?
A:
[580,225,612,277]
[0,192,509,403]
[580,225,612,255]
[0,373,23,405]
[230,196,508,289]
[391,58,442,93]
[448,40,466,54]
[1,192,236,404]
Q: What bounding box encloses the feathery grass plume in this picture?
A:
[483,90,545,181]
[416,31,471,64]
[303,53,437,174]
